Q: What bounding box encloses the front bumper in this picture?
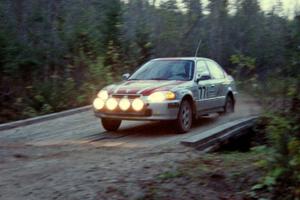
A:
[94,100,180,121]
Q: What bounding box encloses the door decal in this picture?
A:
[198,86,207,99]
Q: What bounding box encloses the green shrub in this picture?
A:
[252,77,300,200]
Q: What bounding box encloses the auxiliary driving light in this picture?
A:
[93,98,105,110]
[97,90,109,100]
[106,98,118,110]
[132,98,144,111]
[119,98,130,111]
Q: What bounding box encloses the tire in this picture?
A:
[175,100,193,133]
[222,95,234,114]
[101,118,121,131]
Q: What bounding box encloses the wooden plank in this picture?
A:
[181,116,258,149]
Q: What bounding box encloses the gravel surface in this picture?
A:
[0,94,260,200]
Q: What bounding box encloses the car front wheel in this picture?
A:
[175,100,193,133]
[101,118,121,131]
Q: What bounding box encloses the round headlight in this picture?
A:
[97,90,109,100]
[132,98,144,111]
[93,98,105,110]
[119,98,130,111]
[106,98,118,110]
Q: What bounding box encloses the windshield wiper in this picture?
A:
[128,78,141,80]
[148,78,167,80]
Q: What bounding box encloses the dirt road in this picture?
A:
[0,94,260,200]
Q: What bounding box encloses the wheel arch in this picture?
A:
[180,94,196,118]
[226,91,235,106]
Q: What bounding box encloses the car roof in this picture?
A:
[152,57,213,62]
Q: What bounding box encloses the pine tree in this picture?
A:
[102,0,123,78]
[180,0,203,56]
[206,0,229,64]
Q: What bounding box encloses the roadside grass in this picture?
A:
[137,150,266,200]
[158,171,183,180]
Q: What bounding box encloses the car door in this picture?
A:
[206,60,227,108]
[195,60,214,112]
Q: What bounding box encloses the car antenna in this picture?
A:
[194,39,202,58]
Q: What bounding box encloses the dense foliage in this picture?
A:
[248,17,299,199]
[250,79,300,199]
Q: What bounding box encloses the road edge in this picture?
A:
[0,105,92,131]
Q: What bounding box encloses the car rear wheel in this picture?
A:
[222,95,234,114]
[176,100,193,133]
[101,118,121,131]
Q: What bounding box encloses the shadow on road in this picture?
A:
[86,114,219,143]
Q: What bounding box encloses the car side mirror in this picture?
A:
[196,73,211,83]
[122,73,130,80]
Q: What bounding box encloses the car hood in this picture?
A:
[106,80,187,96]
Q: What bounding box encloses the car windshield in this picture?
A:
[129,60,194,81]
